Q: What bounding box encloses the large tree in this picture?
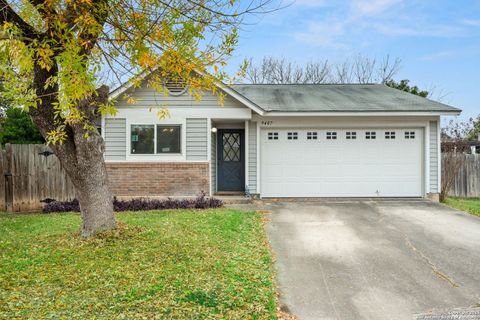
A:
[467,116,480,141]
[384,79,429,97]
[0,107,45,144]
[0,0,271,237]
[1,81,43,144]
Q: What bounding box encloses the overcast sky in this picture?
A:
[227,0,480,121]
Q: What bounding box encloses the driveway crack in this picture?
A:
[405,236,459,288]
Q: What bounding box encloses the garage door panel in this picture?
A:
[261,128,423,197]
[264,165,283,178]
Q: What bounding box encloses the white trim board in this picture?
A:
[260,111,461,117]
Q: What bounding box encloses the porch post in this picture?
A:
[245,120,249,192]
[207,118,213,196]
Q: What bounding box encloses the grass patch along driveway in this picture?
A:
[0,209,276,319]
[444,197,480,217]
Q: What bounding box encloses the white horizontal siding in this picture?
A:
[116,86,245,109]
[186,118,208,160]
[429,121,439,193]
[105,118,126,160]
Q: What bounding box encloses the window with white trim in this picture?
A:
[131,125,154,154]
[346,131,357,140]
[385,131,396,139]
[405,131,415,139]
[307,132,318,140]
[326,132,337,140]
[130,124,181,154]
[287,132,298,140]
[365,131,376,140]
[268,132,279,140]
[157,125,181,153]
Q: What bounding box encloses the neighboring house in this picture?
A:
[441,134,479,154]
[469,137,480,154]
[103,77,461,200]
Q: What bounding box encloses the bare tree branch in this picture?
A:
[245,55,402,84]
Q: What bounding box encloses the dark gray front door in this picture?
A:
[217,129,245,192]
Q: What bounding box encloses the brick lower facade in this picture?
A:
[106,162,209,197]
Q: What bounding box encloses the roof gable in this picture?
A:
[109,71,265,115]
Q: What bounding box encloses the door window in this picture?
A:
[222,133,241,161]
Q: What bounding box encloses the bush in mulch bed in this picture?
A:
[42,192,223,213]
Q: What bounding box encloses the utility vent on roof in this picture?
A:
[164,78,187,95]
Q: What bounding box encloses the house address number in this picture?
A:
[262,121,273,126]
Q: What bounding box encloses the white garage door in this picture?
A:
[261,128,423,197]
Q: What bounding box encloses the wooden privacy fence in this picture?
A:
[444,154,480,198]
[0,144,477,212]
[0,144,75,212]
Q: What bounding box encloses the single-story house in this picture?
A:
[102,77,461,200]
[469,139,480,154]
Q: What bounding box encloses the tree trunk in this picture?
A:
[31,103,116,237]
[63,146,115,237]
[31,111,116,237]
[29,64,115,237]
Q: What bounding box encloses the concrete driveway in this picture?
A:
[263,199,480,320]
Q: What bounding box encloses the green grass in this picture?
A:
[0,209,277,319]
[444,197,480,217]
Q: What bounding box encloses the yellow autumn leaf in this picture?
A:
[156,108,170,119]
[138,52,156,68]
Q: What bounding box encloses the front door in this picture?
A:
[217,129,245,192]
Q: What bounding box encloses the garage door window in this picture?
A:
[307,132,318,140]
[326,132,337,140]
[346,132,357,140]
[405,131,415,139]
[385,131,396,139]
[287,132,298,140]
[366,131,376,139]
[268,132,279,140]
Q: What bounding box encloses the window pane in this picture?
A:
[157,125,181,153]
[223,132,241,161]
[346,132,357,139]
[287,132,298,140]
[326,132,337,140]
[268,132,278,140]
[366,131,376,139]
[131,125,154,154]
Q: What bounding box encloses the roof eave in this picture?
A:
[261,110,462,117]
[215,83,265,115]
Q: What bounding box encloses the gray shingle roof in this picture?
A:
[231,84,461,113]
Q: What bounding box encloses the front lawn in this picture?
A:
[444,197,480,217]
[0,209,277,319]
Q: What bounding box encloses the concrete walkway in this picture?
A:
[261,200,480,320]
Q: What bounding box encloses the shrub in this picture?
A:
[43,192,223,213]
[43,199,80,213]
